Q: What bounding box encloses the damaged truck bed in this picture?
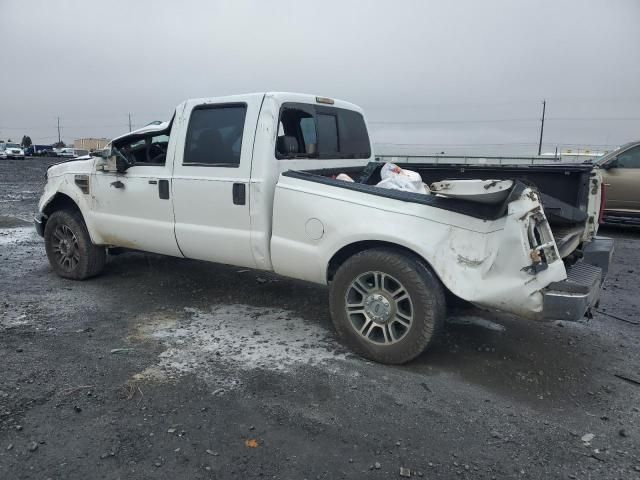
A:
[34,92,613,364]
[274,161,612,322]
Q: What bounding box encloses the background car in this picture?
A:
[2,143,25,159]
[57,147,89,158]
[597,140,640,224]
[24,144,56,156]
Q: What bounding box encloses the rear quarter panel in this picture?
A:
[271,175,567,318]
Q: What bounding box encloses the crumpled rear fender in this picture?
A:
[429,191,566,318]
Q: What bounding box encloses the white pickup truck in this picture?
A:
[35,92,613,364]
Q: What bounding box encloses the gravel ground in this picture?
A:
[1,158,639,479]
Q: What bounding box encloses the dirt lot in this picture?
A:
[1,157,639,479]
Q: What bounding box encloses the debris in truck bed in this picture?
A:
[336,173,354,182]
[431,179,514,204]
[376,162,429,194]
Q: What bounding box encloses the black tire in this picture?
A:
[329,248,445,364]
[44,209,106,280]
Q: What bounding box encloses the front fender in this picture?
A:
[37,173,99,243]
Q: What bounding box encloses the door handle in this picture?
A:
[232,183,246,205]
[158,179,170,200]
[110,180,125,189]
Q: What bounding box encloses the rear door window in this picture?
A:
[317,113,339,156]
[337,109,371,157]
[299,117,317,149]
[276,103,370,159]
[184,104,247,166]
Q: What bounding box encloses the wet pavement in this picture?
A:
[1,158,639,479]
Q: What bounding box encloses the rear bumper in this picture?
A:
[34,213,46,237]
[542,237,614,321]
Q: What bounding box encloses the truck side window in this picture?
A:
[337,109,370,157]
[276,103,370,159]
[617,146,640,168]
[277,107,317,157]
[184,104,247,166]
[317,114,339,155]
[113,132,170,166]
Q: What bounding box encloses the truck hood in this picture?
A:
[47,157,95,178]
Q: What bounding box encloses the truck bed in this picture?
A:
[287,161,597,258]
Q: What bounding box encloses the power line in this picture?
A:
[374,141,621,148]
[368,117,640,125]
[375,142,540,147]
[369,119,536,125]
[2,116,639,131]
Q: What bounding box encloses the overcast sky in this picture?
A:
[1,0,639,155]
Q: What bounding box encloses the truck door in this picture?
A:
[171,95,263,268]
[91,131,182,256]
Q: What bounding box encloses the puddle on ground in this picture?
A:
[0,226,38,246]
[132,304,346,390]
[0,215,31,228]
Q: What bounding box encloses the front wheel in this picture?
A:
[44,209,106,280]
[329,248,445,364]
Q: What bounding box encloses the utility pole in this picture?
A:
[537,99,546,156]
[128,113,132,132]
[57,117,61,144]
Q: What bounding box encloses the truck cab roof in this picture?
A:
[111,92,364,145]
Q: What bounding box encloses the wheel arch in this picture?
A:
[327,240,441,284]
[42,192,82,218]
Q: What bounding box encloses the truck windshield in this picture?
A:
[112,118,173,166]
[6,143,20,148]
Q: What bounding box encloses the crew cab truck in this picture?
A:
[34,92,613,364]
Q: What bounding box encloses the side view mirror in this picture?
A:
[602,158,618,169]
[115,155,132,173]
[92,148,111,159]
[94,147,133,174]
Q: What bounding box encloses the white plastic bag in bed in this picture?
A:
[376,163,429,194]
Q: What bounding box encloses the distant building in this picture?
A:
[74,138,110,151]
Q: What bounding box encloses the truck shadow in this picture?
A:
[410,310,606,406]
[102,252,607,407]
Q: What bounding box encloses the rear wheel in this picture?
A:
[329,248,445,364]
[44,209,106,280]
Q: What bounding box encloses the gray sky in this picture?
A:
[1,0,639,155]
